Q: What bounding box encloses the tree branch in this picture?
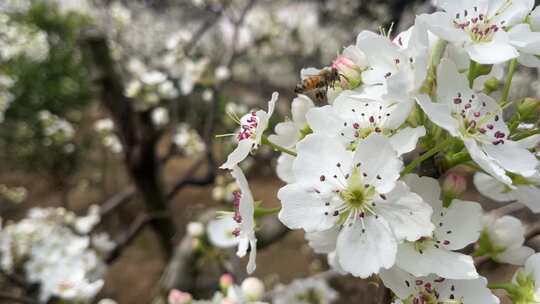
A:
[106,213,168,264]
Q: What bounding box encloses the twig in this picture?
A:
[166,158,214,201]
[106,212,168,264]
[98,186,136,217]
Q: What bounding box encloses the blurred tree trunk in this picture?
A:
[85,35,175,257]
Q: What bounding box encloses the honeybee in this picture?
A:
[294,67,341,102]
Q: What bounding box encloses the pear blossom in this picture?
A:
[416,59,538,186]
[478,214,534,265]
[241,277,265,302]
[306,91,425,156]
[272,277,339,304]
[221,92,278,170]
[394,174,482,280]
[423,0,536,64]
[269,94,314,183]
[278,133,434,278]
[380,266,499,304]
[508,253,540,303]
[211,166,257,274]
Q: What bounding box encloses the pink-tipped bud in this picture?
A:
[442,171,467,198]
[332,49,363,90]
[220,273,235,290]
[168,289,192,304]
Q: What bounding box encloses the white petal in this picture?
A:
[374,182,434,242]
[276,154,295,183]
[433,200,483,250]
[437,276,500,304]
[436,59,471,105]
[488,215,526,249]
[246,237,257,274]
[379,266,417,299]
[384,101,415,130]
[465,39,519,65]
[508,23,540,54]
[524,253,540,285]
[220,139,254,169]
[473,172,516,202]
[517,52,540,68]
[416,94,460,137]
[278,183,338,232]
[305,227,339,254]
[336,216,397,278]
[268,121,299,148]
[389,126,426,156]
[353,133,403,193]
[293,134,353,188]
[517,134,540,149]
[402,174,443,212]
[305,105,344,139]
[291,94,314,126]
[231,166,255,233]
[532,6,540,31]
[417,12,469,42]
[464,138,512,186]
[513,185,540,213]
[207,216,240,248]
[483,140,539,177]
[497,245,535,265]
[488,0,534,26]
[253,92,279,144]
[395,242,478,279]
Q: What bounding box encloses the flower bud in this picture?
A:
[518,98,540,121]
[220,273,234,291]
[186,221,205,238]
[483,76,500,94]
[168,289,193,304]
[332,46,365,90]
[240,277,265,301]
[442,171,467,207]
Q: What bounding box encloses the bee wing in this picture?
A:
[300,67,321,80]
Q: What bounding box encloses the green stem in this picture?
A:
[511,128,540,142]
[420,39,448,95]
[261,136,297,157]
[401,137,454,176]
[254,207,281,217]
[468,60,479,88]
[445,150,471,169]
[500,59,518,106]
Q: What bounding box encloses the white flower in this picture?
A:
[269,94,314,183]
[380,266,499,304]
[474,168,540,213]
[306,91,425,156]
[394,174,482,280]
[480,214,534,265]
[272,277,339,304]
[278,133,434,278]
[241,277,265,301]
[74,205,101,234]
[207,216,239,248]
[511,253,540,303]
[416,59,538,186]
[220,92,278,170]
[141,71,167,86]
[151,107,170,127]
[187,221,205,238]
[423,0,535,64]
[210,167,257,273]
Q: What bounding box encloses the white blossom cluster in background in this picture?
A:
[168,274,338,304]
[0,73,15,123]
[38,110,76,154]
[211,0,540,303]
[0,12,49,63]
[173,123,206,157]
[94,118,123,154]
[0,206,113,303]
[0,184,27,204]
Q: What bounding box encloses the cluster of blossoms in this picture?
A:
[168,274,337,304]
[0,73,15,123]
[0,12,49,62]
[94,118,123,154]
[0,206,113,303]
[173,123,207,157]
[38,110,76,154]
[213,0,540,303]
[0,184,27,204]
